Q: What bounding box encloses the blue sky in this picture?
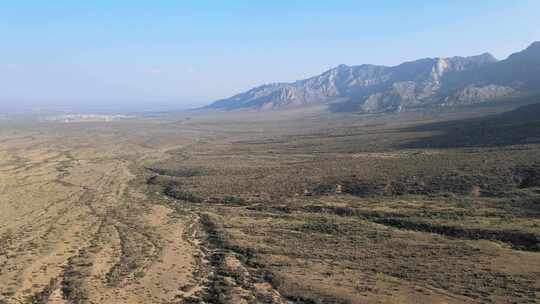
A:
[1,0,539,111]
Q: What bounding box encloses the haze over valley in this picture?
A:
[1,2,540,304]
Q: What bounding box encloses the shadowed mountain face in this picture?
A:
[206,42,540,113]
[401,102,540,149]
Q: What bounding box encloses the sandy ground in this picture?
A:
[0,126,202,304]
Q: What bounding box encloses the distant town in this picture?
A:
[44,114,133,123]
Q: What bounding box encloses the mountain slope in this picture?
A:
[403,102,540,148]
[205,42,540,113]
[442,42,540,95]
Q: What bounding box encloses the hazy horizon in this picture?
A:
[1,0,539,112]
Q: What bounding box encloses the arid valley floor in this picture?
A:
[1,103,540,304]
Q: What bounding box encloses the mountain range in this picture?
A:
[205,42,540,113]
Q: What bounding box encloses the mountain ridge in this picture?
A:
[205,43,539,113]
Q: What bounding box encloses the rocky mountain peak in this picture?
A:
[527,41,540,51]
[205,43,538,113]
[465,52,498,63]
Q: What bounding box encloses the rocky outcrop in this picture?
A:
[443,85,515,106]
